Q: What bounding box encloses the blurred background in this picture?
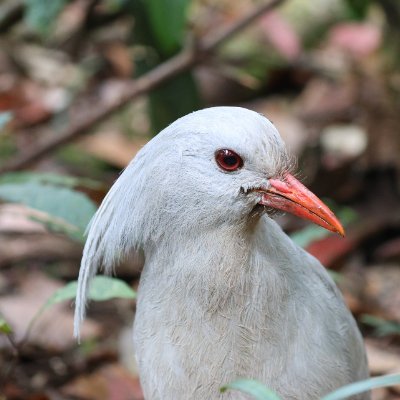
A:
[0,0,399,399]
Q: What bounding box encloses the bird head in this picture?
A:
[74,106,343,337]
[118,106,343,236]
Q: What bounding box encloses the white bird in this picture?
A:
[74,107,369,400]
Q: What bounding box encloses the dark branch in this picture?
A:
[0,0,285,173]
[0,0,24,33]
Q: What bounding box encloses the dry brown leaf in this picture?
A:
[61,363,143,400]
[246,98,309,156]
[103,43,134,78]
[0,204,47,234]
[363,264,400,322]
[366,340,400,375]
[0,234,82,268]
[295,78,357,123]
[0,272,100,350]
[328,23,382,59]
[78,130,147,168]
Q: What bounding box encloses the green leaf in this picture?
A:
[24,0,67,35]
[328,270,343,284]
[290,225,330,248]
[290,206,357,248]
[336,207,358,226]
[0,135,16,159]
[149,71,201,134]
[45,276,136,308]
[144,0,191,56]
[221,376,400,400]
[220,379,282,400]
[0,112,12,131]
[85,276,137,301]
[104,0,128,12]
[57,145,111,177]
[31,215,85,243]
[361,314,400,337]
[0,318,13,335]
[322,374,400,400]
[0,172,102,189]
[0,182,96,238]
[343,0,371,20]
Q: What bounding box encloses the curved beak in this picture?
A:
[258,174,345,236]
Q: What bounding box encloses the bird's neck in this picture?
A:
[139,216,292,316]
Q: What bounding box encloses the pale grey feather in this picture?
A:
[74,106,369,399]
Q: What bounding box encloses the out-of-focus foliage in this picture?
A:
[0,112,12,130]
[45,276,136,308]
[361,315,400,337]
[148,72,200,134]
[290,207,357,248]
[145,0,191,56]
[99,0,201,134]
[222,375,400,400]
[0,171,102,189]
[0,318,13,335]
[321,375,400,400]
[221,379,281,400]
[134,0,201,134]
[1,0,400,398]
[24,0,67,36]
[0,175,97,241]
[343,0,371,20]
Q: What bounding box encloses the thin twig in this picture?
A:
[0,356,18,390]
[201,0,284,51]
[5,333,19,356]
[0,0,285,173]
[0,0,24,33]
[0,332,19,389]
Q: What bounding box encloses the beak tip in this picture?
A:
[334,224,345,237]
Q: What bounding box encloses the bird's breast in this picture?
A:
[132,219,369,399]
[133,243,293,399]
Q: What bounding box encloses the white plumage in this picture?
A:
[75,107,369,400]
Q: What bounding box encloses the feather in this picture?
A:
[74,107,369,399]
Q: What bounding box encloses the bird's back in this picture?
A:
[259,225,369,399]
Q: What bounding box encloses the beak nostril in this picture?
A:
[269,178,291,194]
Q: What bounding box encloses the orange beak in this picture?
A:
[258,174,345,236]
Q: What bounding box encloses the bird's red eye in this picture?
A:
[215,149,243,172]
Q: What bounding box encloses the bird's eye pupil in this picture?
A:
[215,149,243,172]
[223,156,237,166]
